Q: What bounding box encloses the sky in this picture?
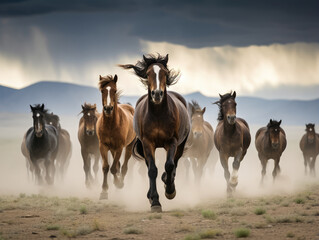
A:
[0,0,319,99]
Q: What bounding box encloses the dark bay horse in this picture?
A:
[22,104,59,185]
[184,100,214,183]
[120,54,190,212]
[213,91,251,196]
[300,123,319,176]
[45,112,72,180]
[96,75,136,199]
[78,103,101,188]
[255,119,287,183]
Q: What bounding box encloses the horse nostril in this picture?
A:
[110,106,114,110]
[103,106,107,111]
[151,90,155,96]
[160,91,163,97]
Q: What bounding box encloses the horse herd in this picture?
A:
[21,54,319,212]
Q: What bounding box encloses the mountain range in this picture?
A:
[0,81,318,126]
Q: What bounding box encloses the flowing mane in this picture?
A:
[189,100,202,116]
[119,54,180,88]
[80,103,97,114]
[214,92,235,121]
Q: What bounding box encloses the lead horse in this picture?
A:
[96,75,135,199]
[300,123,319,177]
[214,92,251,196]
[120,54,190,212]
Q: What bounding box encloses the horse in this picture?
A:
[96,74,135,199]
[255,119,287,183]
[119,54,190,212]
[299,123,319,176]
[183,100,214,184]
[213,91,251,196]
[45,112,72,180]
[78,103,101,188]
[22,104,59,185]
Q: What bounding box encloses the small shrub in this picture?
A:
[80,206,88,214]
[286,232,295,238]
[46,225,60,231]
[19,193,26,198]
[199,229,222,238]
[184,235,200,240]
[76,226,94,236]
[254,208,266,215]
[294,198,305,204]
[234,228,250,238]
[123,228,142,234]
[171,211,184,218]
[201,210,217,220]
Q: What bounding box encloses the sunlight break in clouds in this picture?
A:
[142,41,319,96]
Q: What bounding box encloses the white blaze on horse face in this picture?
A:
[106,86,111,106]
[36,113,40,118]
[87,113,91,116]
[153,65,161,91]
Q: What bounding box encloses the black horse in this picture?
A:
[23,104,59,185]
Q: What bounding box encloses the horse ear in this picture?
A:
[30,105,34,111]
[232,91,236,99]
[99,75,102,81]
[270,119,273,124]
[202,107,206,114]
[114,74,118,83]
[94,104,96,108]
[81,105,85,110]
[219,94,222,98]
[143,55,152,65]
[40,104,44,111]
[163,54,169,65]
[279,120,282,125]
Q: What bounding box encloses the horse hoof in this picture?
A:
[151,205,162,213]
[165,190,176,200]
[99,192,108,200]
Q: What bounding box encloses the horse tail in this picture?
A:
[132,137,145,161]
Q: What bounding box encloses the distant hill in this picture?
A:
[0,81,318,126]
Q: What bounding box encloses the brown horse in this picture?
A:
[255,119,287,183]
[300,123,319,176]
[96,74,135,199]
[119,54,190,212]
[184,100,214,183]
[214,91,251,196]
[78,103,101,188]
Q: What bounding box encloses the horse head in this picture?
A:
[45,112,60,131]
[30,104,47,138]
[305,123,315,144]
[99,74,119,117]
[214,91,237,125]
[189,100,206,138]
[119,53,179,105]
[267,119,282,149]
[81,103,98,136]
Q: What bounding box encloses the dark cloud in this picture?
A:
[0,0,318,47]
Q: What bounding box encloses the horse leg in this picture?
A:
[184,157,191,181]
[259,153,267,185]
[44,158,55,185]
[191,157,200,184]
[229,149,244,190]
[93,153,100,184]
[272,158,280,181]
[82,149,93,188]
[219,152,231,196]
[143,140,161,212]
[110,150,124,189]
[32,160,42,185]
[100,145,109,200]
[303,153,308,175]
[121,140,134,183]
[310,156,316,177]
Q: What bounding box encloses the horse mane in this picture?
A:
[80,103,97,114]
[213,92,235,121]
[31,104,49,114]
[119,53,180,88]
[189,100,202,116]
[267,119,281,129]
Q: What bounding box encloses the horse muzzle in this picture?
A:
[193,131,203,138]
[272,142,279,149]
[307,138,314,144]
[86,130,95,136]
[103,105,113,116]
[35,130,43,137]
[227,115,236,125]
[151,90,164,104]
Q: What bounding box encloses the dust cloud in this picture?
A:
[0,113,317,212]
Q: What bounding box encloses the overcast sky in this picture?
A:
[0,0,318,98]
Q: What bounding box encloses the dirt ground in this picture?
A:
[0,184,319,240]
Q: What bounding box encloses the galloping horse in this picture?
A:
[78,103,101,188]
[300,123,319,176]
[22,104,59,185]
[46,112,72,180]
[96,75,135,199]
[184,100,214,183]
[120,54,190,212]
[255,119,287,183]
[214,92,251,196]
